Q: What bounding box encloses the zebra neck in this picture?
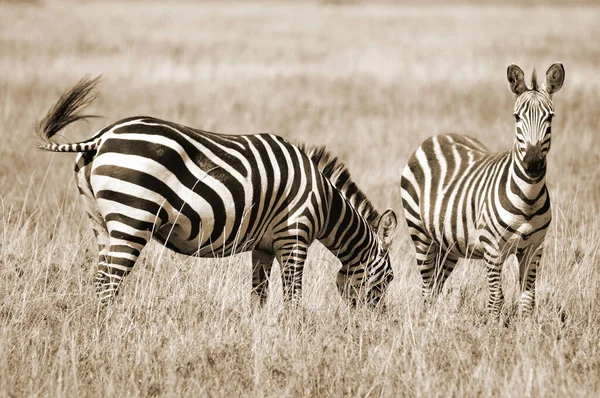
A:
[318,187,375,267]
[509,150,547,203]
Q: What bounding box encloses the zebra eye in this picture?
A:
[514,114,521,122]
[546,114,554,123]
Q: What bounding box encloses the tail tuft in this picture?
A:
[36,75,102,151]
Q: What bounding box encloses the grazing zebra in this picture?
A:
[36,76,398,307]
[400,63,565,319]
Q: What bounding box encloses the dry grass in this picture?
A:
[1,1,600,396]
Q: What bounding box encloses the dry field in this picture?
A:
[1,1,600,396]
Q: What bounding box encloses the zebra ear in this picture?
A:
[376,209,397,250]
[544,62,565,95]
[507,64,527,95]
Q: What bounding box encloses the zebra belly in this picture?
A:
[441,230,486,259]
[153,217,257,257]
[147,181,263,257]
[460,218,549,261]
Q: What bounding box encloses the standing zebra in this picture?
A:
[400,63,565,319]
[36,77,397,307]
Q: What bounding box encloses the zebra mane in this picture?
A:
[299,144,380,226]
[530,69,538,91]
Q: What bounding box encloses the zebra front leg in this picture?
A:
[484,257,505,322]
[517,246,542,318]
[275,242,308,304]
[251,249,275,306]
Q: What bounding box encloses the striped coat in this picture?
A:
[37,77,397,306]
[400,63,564,319]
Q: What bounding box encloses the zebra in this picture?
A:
[36,76,398,307]
[400,63,565,319]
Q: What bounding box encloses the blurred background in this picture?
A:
[1,1,600,396]
[2,0,600,213]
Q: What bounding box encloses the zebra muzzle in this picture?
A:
[523,145,545,175]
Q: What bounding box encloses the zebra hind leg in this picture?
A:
[433,252,460,301]
[95,222,151,306]
[81,199,113,300]
[79,181,109,268]
[89,213,110,268]
[413,240,442,307]
[402,207,445,308]
[251,249,275,306]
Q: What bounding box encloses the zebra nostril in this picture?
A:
[525,156,544,170]
[523,159,545,176]
[523,145,545,172]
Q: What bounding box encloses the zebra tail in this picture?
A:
[35,75,103,152]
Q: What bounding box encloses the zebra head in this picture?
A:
[335,208,397,307]
[507,63,565,178]
[364,209,398,306]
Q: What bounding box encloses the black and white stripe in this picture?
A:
[400,63,564,319]
[37,77,398,306]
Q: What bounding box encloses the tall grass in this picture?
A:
[1,1,599,396]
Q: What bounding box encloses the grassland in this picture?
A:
[1,1,600,396]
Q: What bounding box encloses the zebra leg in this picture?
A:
[517,246,541,317]
[275,242,308,303]
[251,249,275,306]
[90,220,110,298]
[87,211,110,266]
[484,257,505,321]
[78,178,109,266]
[95,224,151,305]
[433,252,460,299]
[414,241,441,306]
[403,209,441,305]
